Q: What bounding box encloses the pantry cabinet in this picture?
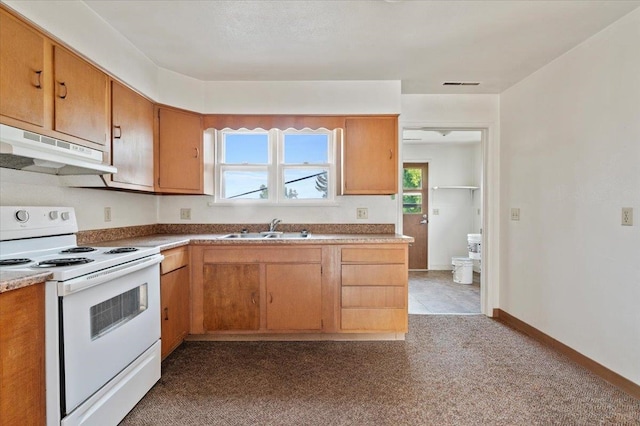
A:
[0,9,46,128]
[53,46,109,146]
[108,81,154,191]
[340,245,408,332]
[342,116,398,195]
[0,283,46,425]
[160,247,190,359]
[156,107,204,194]
[192,246,324,334]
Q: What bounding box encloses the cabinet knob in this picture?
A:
[251,292,256,305]
[194,147,200,158]
[164,307,169,320]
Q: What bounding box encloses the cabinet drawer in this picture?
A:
[204,247,321,263]
[161,246,188,274]
[341,264,406,286]
[341,286,406,308]
[341,247,405,263]
[341,308,407,332]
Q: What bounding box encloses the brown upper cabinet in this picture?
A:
[53,46,109,146]
[0,7,109,151]
[108,81,154,191]
[342,116,398,195]
[156,107,204,193]
[0,9,46,128]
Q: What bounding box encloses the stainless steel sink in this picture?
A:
[219,231,310,239]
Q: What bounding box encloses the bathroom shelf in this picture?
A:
[431,186,479,202]
[431,186,479,190]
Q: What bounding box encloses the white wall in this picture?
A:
[0,169,157,231]
[403,143,482,269]
[500,8,640,385]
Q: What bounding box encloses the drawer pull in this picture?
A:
[251,292,256,305]
[57,81,67,99]
[164,307,169,321]
[34,70,42,89]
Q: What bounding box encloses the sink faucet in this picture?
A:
[269,218,282,232]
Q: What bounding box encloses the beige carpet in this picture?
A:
[120,316,639,425]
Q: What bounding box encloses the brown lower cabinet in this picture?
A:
[0,282,46,426]
[191,243,408,336]
[160,247,190,359]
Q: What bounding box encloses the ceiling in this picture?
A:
[83,0,640,94]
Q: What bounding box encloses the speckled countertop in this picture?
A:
[93,233,413,250]
[0,270,53,294]
[1,233,412,293]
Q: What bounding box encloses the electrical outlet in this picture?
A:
[104,207,111,222]
[510,208,520,221]
[621,207,633,226]
[180,208,191,220]
[477,208,481,215]
[432,208,440,216]
[356,208,368,219]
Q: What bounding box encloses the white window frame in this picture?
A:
[214,128,336,204]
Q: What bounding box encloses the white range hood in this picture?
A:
[0,124,117,175]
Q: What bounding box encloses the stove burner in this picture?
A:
[36,258,95,267]
[61,247,97,254]
[0,258,32,266]
[104,247,139,254]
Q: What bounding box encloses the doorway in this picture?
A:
[402,163,429,270]
[401,129,483,315]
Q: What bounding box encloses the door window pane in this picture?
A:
[223,133,269,164]
[283,169,328,199]
[403,168,422,190]
[284,134,328,164]
[403,193,422,214]
[222,170,268,199]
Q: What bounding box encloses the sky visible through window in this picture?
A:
[223,132,329,199]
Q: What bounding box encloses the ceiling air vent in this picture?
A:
[443,81,480,86]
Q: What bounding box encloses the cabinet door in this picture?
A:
[266,264,322,330]
[157,108,203,193]
[343,117,398,194]
[0,10,45,127]
[0,283,46,425]
[203,264,260,331]
[110,81,154,190]
[54,46,108,145]
[160,266,190,359]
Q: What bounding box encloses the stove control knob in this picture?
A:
[49,211,59,220]
[61,211,70,221]
[15,209,29,223]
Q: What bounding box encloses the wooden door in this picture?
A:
[402,163,429,269]
[0,283,46,425]
[157,108,203,193]
[160,266,190,358]
[53,46,108,145]
[110,81,154,190]
[266,263,322,330]
[343,116,398,194]
[0,10,45,127]
[203,264,260,331]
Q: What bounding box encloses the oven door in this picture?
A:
[60,257,161,415]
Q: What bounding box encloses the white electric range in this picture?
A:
[0,206,163,426]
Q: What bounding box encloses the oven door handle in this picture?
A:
[58,254,164,295]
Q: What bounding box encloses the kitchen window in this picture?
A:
[216,128,336,203]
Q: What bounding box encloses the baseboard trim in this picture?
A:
[493,309,640,400]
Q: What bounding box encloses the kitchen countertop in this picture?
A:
[0,270,53,294]
[93,233,413,250]
[1,233,412,292]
